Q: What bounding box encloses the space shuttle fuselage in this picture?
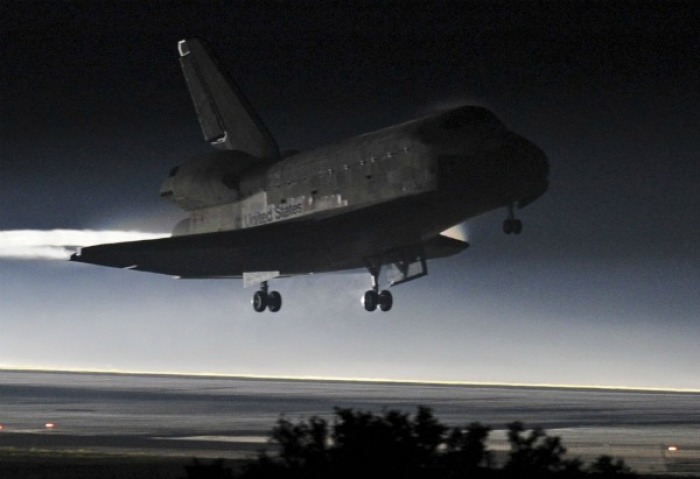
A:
[71,38,548,313]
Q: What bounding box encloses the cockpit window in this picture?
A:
[413,106,504,145]
[440,107,502,130]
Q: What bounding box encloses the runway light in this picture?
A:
[45,422,56,429]
[0,424,4,430]
[668,445,679,452]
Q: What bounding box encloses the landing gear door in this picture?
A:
[243,271,280,288]
[388,252,427,286]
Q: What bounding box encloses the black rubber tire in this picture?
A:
[363,290,378,312]
[268,291,282,312]
[503,219,513,235]
[252,290,268,312]
[378,290,393,312]
[513,219,523,235]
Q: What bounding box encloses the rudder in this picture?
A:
[178,38,280,159]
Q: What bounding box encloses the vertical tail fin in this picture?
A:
[178,38,280,159]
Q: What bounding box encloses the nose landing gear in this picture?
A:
[503,203,523,235]
[252,281,282,313]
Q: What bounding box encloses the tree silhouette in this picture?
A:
[242,406,469,478]
[444,421,493,475]
[184,458,234,479]
[235,408,634,479]
[587,455,634,477]
[503,421,583,476]
[330,406,447,478]
[273,415,329,473]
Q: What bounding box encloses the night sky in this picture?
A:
[2,2,699,389]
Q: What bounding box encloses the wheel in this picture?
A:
[378,290,393,312]
[363,290,378,312]
[513,219,523,235]
[268,291,282,312]
[252,290,267,312]
[503,219,513,235]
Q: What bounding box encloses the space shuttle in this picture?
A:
[72,38,549,313]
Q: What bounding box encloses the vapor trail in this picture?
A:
[0,230,169,260]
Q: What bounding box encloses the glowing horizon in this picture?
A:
[2,365,699,394]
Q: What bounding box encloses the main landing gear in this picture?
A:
[252,281,282,313]
[503,203,523,235]
[363,265,393,312]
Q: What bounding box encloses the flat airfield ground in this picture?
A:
[2,371,699,477]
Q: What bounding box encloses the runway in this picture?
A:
[1,370,698,474]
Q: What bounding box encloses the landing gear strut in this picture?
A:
[503,203,523,235]
[363,265,393,312]
[252,281,282,313]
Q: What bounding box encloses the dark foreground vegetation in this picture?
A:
[187,406,636,479]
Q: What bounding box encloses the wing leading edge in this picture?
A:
[71,215,468,279]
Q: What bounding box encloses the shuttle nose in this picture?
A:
[504,135,549,183]
[436,131,549,197]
